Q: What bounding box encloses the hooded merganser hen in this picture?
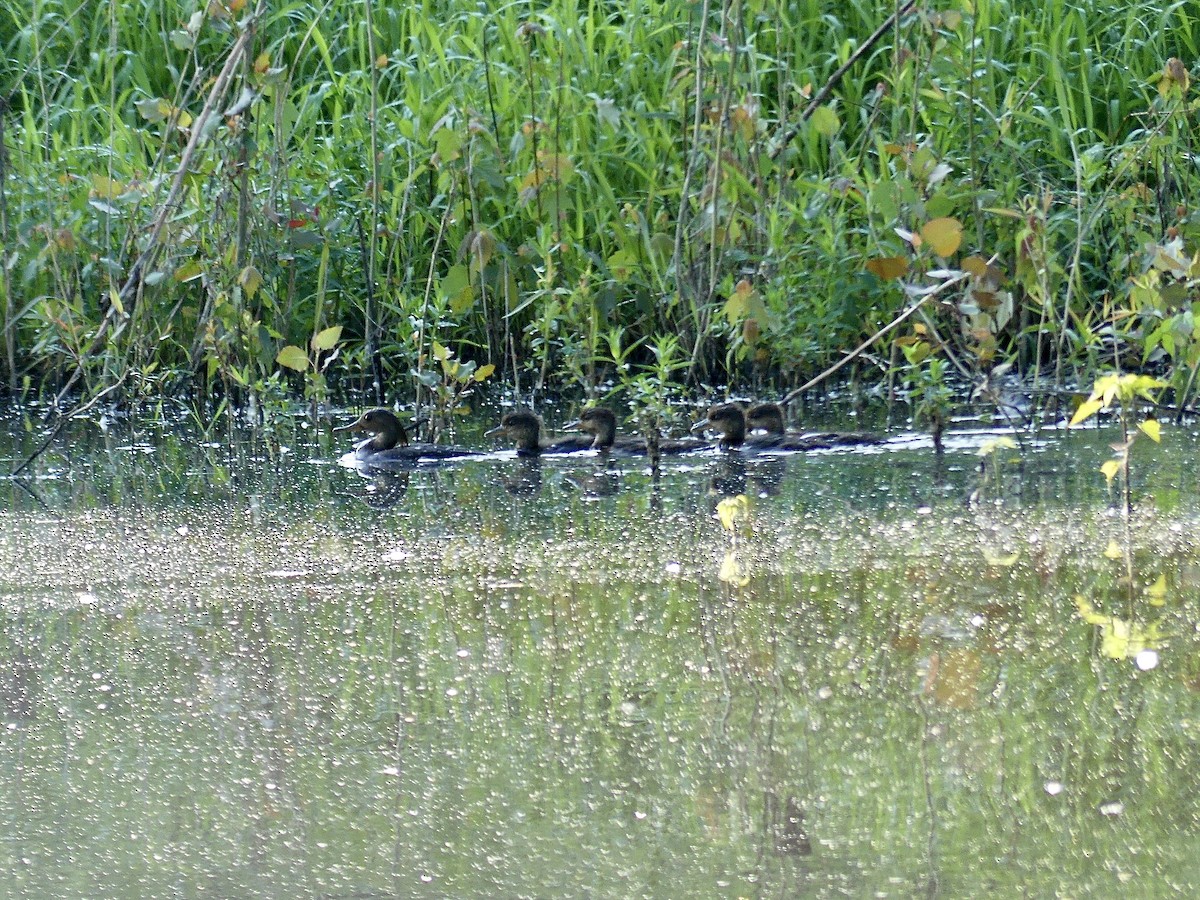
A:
[694,402,880,451]
[484,410,596,456]
[746,402,881,448]
[336,408,479,462]
[692,403,753,450]
[564,407,710,454]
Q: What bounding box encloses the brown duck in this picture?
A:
[694,402,880,451]
[336,408,479,462]
[564,407,710,454]
[484,410,596,457]
[746,402,880,448]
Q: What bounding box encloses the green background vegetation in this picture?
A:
[2,0,1198,415]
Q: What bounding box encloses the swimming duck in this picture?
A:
[336,408,479,462]
[564,407,710,454]
[691,402,754,450]
[484,410,595,456]
[746,402,881,448]
[694,402,880,451]
[744,403,878,448]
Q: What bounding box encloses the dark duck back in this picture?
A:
[336,408,479,462]
[745,402,881,449]
[485,410,595,456]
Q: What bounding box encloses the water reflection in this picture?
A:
[2,411,1200,895]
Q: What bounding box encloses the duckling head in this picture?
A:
[566,407,617,449]
[335,408,410,451]
[746,402,786,436]
[485,410,543,453]
[692,402,746,449]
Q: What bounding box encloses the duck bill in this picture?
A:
[690,418,711,434]
[561,419,581,432]
[334,414,369,434]
[484,424,506,438]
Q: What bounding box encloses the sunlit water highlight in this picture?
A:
[2,410,1200,897]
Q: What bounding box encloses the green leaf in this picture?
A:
[276,345,309,372]
[441,264,474,313]
[811,105,840,137]
[311,325,342,351]
[174,261,203,283]
[474,363,496,382]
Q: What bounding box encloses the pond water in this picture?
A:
[2,406,1200,897]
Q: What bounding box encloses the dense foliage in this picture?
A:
[1,0,1198,415]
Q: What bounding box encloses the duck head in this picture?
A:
[485,410,543,454]
[692,402,746,449]
[745,402,786,436]
[564,407,617,449]
[335,408,411,452]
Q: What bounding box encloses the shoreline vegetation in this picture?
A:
[1,1,1197,433]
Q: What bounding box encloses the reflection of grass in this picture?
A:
[5,483,1200,893]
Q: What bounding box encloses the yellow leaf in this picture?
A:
[920,217,963,257]
[865,256,909,280]
[276,345,309,372]
[925,649,980,709]
[108,287,125,317]
[1145,574,1168,606]
[536,152,574,185]
[1074,595,1106,624]
[174,260,203,283]
[375,54,388,69]
[718,551,750,587]
[474,363,496,382]
[90,175,127,200]
[982,548,1020,567]
[1138,419,1162,443]
[1069,398,1104,426]
[254,52,270,75]
[1103,539,1124,560]
[716,494,751,531]
[976,436,1018,457]
[961,255,989,277]
[238,264,262,299]
[432,341,450,362]
[1100,459,1122,485]
[311,325,342,351]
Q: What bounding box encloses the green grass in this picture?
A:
[1,0,1198,415]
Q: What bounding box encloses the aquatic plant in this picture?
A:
[0,0,1197,439]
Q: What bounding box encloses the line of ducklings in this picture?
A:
[336,402,882,465]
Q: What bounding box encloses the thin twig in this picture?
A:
[12,373,129,477]
[769,0,918,160]
[781,270,971,406]
[51,6,264,408]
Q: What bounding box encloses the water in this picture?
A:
[2,407,1199,897]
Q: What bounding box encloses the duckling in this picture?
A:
[336,408,479,462]
[695,402,879,451]
[484,410,595,457]
[746,401,881,448]
[564,407,710,454]
[692,402,753,450]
